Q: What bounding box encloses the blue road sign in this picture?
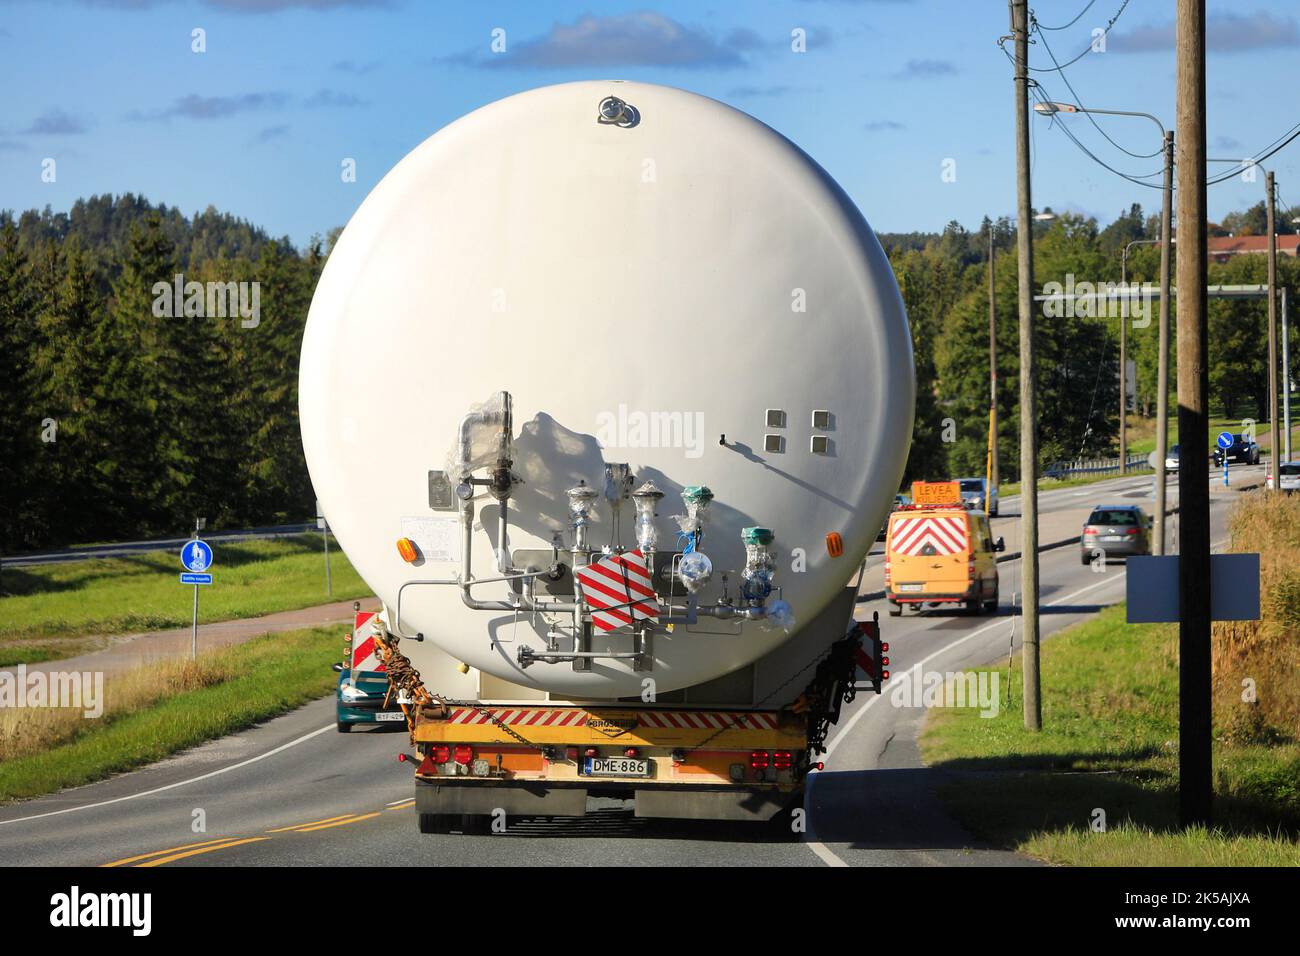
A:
[1217,431,1234,449]
[180,572,213,585]
[181,539,213,573]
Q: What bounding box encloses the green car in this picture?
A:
[334,607,407,732]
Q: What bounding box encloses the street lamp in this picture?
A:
[1034,100,1174,553]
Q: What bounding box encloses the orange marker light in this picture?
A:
[396,537,419,563]
[825,532,844,558]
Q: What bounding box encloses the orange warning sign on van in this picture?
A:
[911,480,962,507]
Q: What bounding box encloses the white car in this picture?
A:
[1266,462,1300,492]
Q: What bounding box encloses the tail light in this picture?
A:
[773,750,793,769]
[881,656,890,667]
[1126,528,1139,535]
[565,746,579,760]
[883,560,891,584]
[1084,526,1098,535]
[881,642,889,652]
[432,745,451,764]
[750,750,770,770]
[623,747,640,758]
[584,747,599,758]
[453,745,474,765]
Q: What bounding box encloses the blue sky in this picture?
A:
[2,0,1298,247]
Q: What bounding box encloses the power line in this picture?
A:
[1205,124,1300,185]
[1025,0,1131,72]
[1034,23,1162,159]
[1036,0,1098,31]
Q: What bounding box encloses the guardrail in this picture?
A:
[1044,454,1152,480]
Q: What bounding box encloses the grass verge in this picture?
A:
[920,601,1299,865]
[0,626,339,803]
[0,535,368,665]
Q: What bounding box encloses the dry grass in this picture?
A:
[0,655,236,764]
[1213,491,1300,744]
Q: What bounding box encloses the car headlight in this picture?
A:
[340,682,370,702]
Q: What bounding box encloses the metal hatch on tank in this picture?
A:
[298,80,914,700]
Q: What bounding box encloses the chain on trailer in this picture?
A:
[372,631,544,751]
[372,615,884,769]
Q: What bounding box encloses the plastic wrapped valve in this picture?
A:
[760,599,796,633]
[740,526,776,602]
[631,481,664,553]
[677,551,713,594]
[445,392,513,479]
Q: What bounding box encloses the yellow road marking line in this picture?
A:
[137,837,270,867]
[294,811,382,832]
[386,800,415,811]
[266,814,357,833]
[102,837,240,868]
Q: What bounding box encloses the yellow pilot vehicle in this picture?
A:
[885,481,1003,616]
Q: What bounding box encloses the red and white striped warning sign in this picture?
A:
[350,610,387,673]
[574,549,660,632]
[638,711,779,731]
[448,707,589,727]
[890,514,969,556]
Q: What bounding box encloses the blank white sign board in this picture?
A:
[1126,554,1261,623]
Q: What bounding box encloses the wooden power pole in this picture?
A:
[1175,0,1213,828]
[1011,0,1041,730]
[1267,171,1280,485]
[988,222,1000,494]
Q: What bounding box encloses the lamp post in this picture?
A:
[1035,101,1173,552]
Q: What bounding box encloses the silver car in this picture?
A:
[1267,462,1300,492]
[1081,505,1152,564]
[957,477,999,516]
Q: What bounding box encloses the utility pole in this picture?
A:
[1012,0,1041,731]
[988,221,1000,495]
[1154,130,1175,555]
[1175,0,1212,828]
[1267,172,1280,483]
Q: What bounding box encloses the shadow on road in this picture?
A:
[803,767,1033,863]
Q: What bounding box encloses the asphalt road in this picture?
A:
[2,523,316,567]
[0,472,1241,867]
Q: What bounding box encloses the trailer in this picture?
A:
[298,80,914,828]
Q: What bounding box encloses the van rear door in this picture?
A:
[888,510,972,596]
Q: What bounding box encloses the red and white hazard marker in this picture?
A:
[574,550,660,632]
[350,610,387,672]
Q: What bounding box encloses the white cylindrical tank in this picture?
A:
[300,80,913,699]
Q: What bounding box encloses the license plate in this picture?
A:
[583,756,650,778]
[1102,535,1124,542]
[374,711,405,722]
[898,584,924,592]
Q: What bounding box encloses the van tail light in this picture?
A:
[453,745,474,765]
[565,746,579,760]
[623,747,640,758]
[433,744,451,764]
[773,750,793,770]
[750,750,770,770]
[584,747,599,758]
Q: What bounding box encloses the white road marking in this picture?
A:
[0,724,334,827]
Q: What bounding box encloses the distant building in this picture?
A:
[1208,234,1300,263]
